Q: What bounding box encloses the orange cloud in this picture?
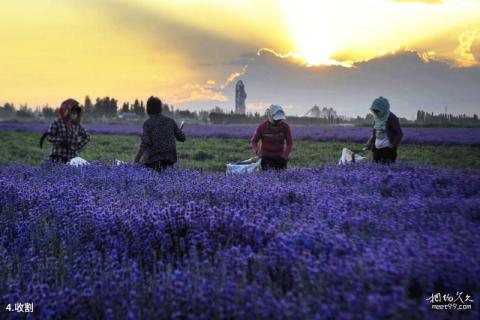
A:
[256,48,301,60]
[257,48,353,67]
[171,84,228,104]
[454,29,480,66]
[220,66,249,90]
[471,40,480,63]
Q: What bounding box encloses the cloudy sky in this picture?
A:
[1,0,479,117]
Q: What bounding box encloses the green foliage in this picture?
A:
[1,132,479,171]
[192,150,213,161]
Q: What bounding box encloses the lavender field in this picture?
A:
[1,163,479,319]
[1,123,480,145]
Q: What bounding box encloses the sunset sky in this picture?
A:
[1,0,479,117]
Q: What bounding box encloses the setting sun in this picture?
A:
[0,0,479,108]
[279,0,480,66]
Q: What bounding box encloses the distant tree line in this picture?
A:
[0,96,151,122]
[208,111,342,125]
[83,96,147,119]
[416,110,479,126]
[1,98,479,127]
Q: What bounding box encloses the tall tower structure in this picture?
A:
[235,80,247,114]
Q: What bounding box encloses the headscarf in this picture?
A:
[370,96,390,139]
[59,98,82,125]
[265,105,286,124]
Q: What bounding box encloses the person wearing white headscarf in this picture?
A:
[251,105,293,170]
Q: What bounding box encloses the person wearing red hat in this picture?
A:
[45,98,90,163]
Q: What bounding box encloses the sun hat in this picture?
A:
[59,98,81,124]
[268,104,286,121]
[370,96,390,116]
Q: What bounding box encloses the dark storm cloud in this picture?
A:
[217,50,480,117]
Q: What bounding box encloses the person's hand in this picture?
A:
[363,143,372,151]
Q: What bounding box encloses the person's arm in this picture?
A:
[135,122,151,163]
[390,116,403,148]
[77,126,90,150]
[173,121,186,142]
[46,120,64,144]
[250,124,262,156]
[282,124,293,159]
[134,147,145,163]
[365,129,375,150]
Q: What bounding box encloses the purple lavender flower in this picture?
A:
[0,163,478,319]
[1,123,479,145]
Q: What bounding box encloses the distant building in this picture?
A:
[235,80,247,114]
[304,105,338,119]
[319,107,338,119]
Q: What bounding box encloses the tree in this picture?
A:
[121,102,130,113]
[42,105,56,118]
[84,96,93,115]
[0,103,15,118]
[16,105,34,118]
[211,106,224,114]
[109,98,118,117]
[93,97,118,118]
[163,104,173,117]
[132,99,145,116]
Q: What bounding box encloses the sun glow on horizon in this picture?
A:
[0,0,479,107]
[279,0,480,66]
[279,0,351,66]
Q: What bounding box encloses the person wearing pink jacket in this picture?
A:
[251,105,293,170]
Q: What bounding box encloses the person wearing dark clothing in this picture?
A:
[365,96,403,163]
[134,96,186,171]
[251,105,293,171]
[46,98,90,163]
[260,156,288,171]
